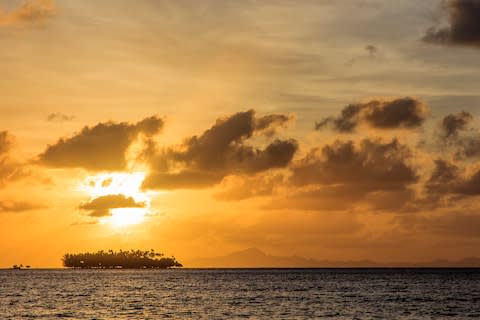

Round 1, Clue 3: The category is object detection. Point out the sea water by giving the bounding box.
[1,268,479,319]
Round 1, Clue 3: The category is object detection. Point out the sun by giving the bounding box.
[79,172,155,228]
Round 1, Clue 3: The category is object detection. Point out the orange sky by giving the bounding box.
[1,0,480,267]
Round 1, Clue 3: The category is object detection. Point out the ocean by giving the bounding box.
[1,268,479,319]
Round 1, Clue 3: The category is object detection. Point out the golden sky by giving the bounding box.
[1,0,480,267]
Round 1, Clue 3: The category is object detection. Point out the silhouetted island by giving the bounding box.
[62,249,182,269]
[11,264,30,270]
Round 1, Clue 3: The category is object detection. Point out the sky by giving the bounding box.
[1,0,480,267]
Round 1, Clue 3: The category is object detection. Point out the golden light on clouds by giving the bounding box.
[81,172,147,199]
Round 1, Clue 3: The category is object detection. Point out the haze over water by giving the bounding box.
[1,269,479,319]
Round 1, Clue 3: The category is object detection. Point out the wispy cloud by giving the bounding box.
[0,0,56,27]
[46,112,74,123]
[0,199,45,213]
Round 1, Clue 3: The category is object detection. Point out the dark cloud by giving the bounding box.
[0,0,56,27]
[255,113,295,137]
[455,137,480,159]
[38,116,164,171]
[440,111,472,138]
[426,159,480,197]
[266,139,419,211]
[291,139,418,190]
[170,110,295,171]
[79,194,145,217]
[315,97,428,132]
[423,0,480,47]
[433,112,480,159]
[426,159,460,193]
[47,112,74,123]
[143,110,298,190]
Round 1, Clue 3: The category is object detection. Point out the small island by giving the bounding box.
[11,264,31,270]
[62,249,182,269]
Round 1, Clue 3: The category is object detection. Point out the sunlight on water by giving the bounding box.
[1,269,479,319]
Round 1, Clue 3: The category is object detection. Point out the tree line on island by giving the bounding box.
[62,249,182,269]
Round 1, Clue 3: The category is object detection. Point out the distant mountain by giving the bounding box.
[188,248,324,268]
[186,248,480,268]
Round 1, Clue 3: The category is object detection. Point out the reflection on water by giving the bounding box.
[1,269,479,319]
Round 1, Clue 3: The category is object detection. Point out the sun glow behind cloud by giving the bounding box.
[79,172,155,227]
[107,208,147,228]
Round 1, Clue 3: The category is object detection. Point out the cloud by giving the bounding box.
[315,97,428,132]
[101,178,112,187]
[0,199,45,213]
[37,116,164,171]
[456,137,480,159]
[425,159,460,196]
[143,110,298,190]
[346,44,380,67]
[47,112,74,123]
[0,159,22,187]
[426,159,480,197]
[291,138,418,190]
[0,131,24,187]
[214,173,284,201]
[365,44,378,58]
[434,112,480,160]
[143,170,223,190]
[268,139,419,211]
[423,0,480,48]
[255,113,295,137]
[439,111,473,138]
[78,194,145,217]
[0,131,12,156]
[0,0,56,27]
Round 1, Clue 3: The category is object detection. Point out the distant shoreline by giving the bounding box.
[2,267,480,271]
